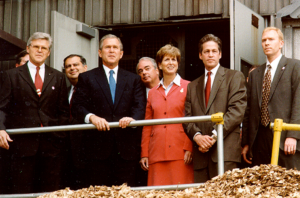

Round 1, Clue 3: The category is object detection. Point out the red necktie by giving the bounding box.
[35,66,43,97]
[205,71,212,107]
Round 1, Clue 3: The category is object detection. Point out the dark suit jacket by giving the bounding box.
[72,66,146,161]
[0,63,70,157]
[242,56,300,153]
[184,66,247,170]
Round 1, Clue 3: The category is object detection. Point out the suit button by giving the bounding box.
[164,98,166,101]
[113,115,115,118]
[164,112,166,115]
[164,126,166,128]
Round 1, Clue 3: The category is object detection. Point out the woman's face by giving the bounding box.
[159,55,178,76]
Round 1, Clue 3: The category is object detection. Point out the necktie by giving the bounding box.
[261,64,272,126]
[70,87,76,119]
[109,70,116,103]
[205,71,212,107]
[35,66,43,97]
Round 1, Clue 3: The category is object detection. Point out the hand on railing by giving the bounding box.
[89,115,110,131]
[139,157,149,171]
[119,117,135,128]
[0,130,13,150]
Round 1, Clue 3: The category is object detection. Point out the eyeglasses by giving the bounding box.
[30,45,49,52]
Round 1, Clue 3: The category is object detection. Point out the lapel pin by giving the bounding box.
[52,86,55,90]
[282,67,285,71]
[180,88,184,93]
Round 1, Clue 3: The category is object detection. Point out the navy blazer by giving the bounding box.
[72,66,146,161]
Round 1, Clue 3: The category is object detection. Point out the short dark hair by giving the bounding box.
[198,34,222,53]
[15,50,29,65]
[99,34,123,51]
[63,54,87,68]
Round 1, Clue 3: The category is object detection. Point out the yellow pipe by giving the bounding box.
[282,123,300,131]
[211,112,224,125]
[271,119,283,165]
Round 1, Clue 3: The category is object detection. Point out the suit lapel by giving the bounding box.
[269,56,287,102]
[196,75,206,114]
[18,64,38,94]
[94,67,114,108]
[205,66,226,114]
[256,64,266,108]
[42,66,54,94]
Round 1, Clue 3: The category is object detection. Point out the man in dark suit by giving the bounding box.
[184,34,247,183]
[0,32,69,193]
[242,27,300,169]
[72,34,146,187]
[63,54,87,189]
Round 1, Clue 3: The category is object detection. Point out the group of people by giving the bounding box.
[0,26,299,194]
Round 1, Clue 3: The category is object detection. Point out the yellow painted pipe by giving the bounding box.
[271,119,283,165]
[211,112,224,125]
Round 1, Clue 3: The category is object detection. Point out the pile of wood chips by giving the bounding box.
[39,164,300,198]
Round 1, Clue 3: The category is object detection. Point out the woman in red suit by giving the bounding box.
[140,44,194,186]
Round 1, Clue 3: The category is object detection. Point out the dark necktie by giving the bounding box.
[109,70,116,103]
[261,64,272,126]
[205,71,212,107]
[35,66,43,97]
[69,87,76,119]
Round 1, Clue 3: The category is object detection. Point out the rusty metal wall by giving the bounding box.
[0,0,293,43]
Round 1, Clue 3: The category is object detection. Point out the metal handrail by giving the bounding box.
[6,116,212,135]
[1,114,224,198]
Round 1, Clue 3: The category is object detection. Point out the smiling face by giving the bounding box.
[98,38,124,69]
[26,39,50,67]
[262,30,284,62]
[159,55,178,76]
[199,41,222,71]
[64,56,87,81]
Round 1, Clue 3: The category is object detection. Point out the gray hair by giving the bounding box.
[27,32,53,49]
[136,57,157,74]
[99,34,123,51]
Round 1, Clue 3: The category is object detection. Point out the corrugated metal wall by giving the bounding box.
[0,0,293,43]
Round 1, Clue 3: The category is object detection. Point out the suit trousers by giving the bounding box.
[83,142,138,187]
[10,135,65,193]
[252,123,273,166]
[194,156,238,183]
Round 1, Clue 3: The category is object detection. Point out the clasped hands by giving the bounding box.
[194,134,216,153]
[89,115,135,131]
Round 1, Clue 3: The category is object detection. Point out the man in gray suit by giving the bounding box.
[242,27,300,169]
[184,34,247,182]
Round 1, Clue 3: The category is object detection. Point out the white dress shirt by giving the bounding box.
[27,61,45,83]
[265,54,282,82]
[84,65,119,123]
[158,74,181,95]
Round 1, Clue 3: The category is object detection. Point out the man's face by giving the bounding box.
[199,41,222,71]
[64,56,87,80]
[137,60,159,86]
[16,54,29,67]
[26,39,51,67]
[262,30,284,59]
[98,38,123,68]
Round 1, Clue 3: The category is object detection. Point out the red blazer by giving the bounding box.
[141,78,192,164]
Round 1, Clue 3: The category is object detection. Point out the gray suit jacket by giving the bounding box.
[242,55,300,153]
[184,66,247,170]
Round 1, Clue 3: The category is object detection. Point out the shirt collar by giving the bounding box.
[266,54,282,68]
[158,73,181,89]
[205,63,220,76]
[28,61,45,70]
[103,65,119,75]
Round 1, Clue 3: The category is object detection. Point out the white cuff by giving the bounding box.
[193,132,202,141]
[85,113,95,124]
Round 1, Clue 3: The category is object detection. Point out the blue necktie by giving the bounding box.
[109,70,116,103]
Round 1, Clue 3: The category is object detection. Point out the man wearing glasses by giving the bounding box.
[0,32,69,193]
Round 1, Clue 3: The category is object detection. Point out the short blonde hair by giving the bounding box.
[156,44,181,65]
[263,27,284,41]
